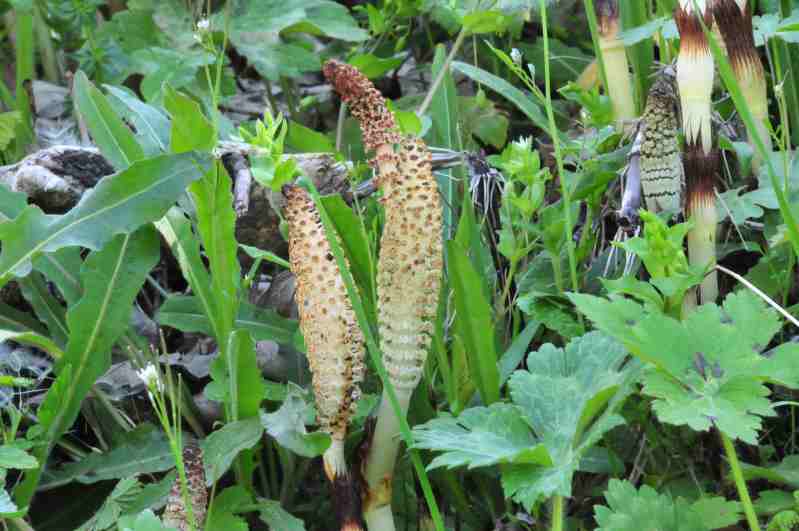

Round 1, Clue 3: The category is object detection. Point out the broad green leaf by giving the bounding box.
[690,497,742,529]
[40,426,174,488]
[207,330,266,420]
[571,291,799,444]
[104,85,170,155]
[504,332,639,508]
[73,71,144,170]
[201,417,264,484]
[261,386,330,458]
[741,454,799,489]
[33,248,84,305]
[447,240,500,404]
[164,87,216,153]
[117,510,175,531]
[205,487,252,531]
[412,404,552,470]
[0,152,208,283]
[348,53,404,79]
[451,61,551,137]
[287,2,368,41]
[594,479,708,531]
[287,121,335,153]
[0,183,27,221]
[17,227,159,505]
[0,446,37,469]
[156,295,298,347]
[258,500,307,531]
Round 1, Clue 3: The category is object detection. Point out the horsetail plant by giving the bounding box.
[324,59,444,531]
[676,0,719,305]
[162,443,207,531]
[639,67,685,216]
[595,0,637,128]
[284,185,366,531]
[676,0,715,154]
[713,0,772,168]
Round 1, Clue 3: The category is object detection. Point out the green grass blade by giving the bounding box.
[429,44,463,240]
[452,61,554,138]
[448,240,500,405]
[13,3,34,157]
[621,0,654,111]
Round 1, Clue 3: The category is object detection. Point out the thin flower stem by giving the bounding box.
[539,0,580,295]
[719,431,760,531]
[417,29,467,117]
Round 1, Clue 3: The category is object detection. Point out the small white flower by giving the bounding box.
[510,48,522,66]
[197,18,210,31]
[136,363,163,393]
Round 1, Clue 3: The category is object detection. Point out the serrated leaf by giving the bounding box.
[201,417,264,484]
[0,152,208,283]
[73,71,145,170]
[412,404,552,471]
[156,295,298,347]
[594,479,708,531]
[572,291,799,443]
[690,497,742,529]
[261,386,330,458]
[504,332,639,508]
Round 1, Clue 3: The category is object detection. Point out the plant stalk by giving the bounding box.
[595,0,637,128]
[713,0,771,170]
[551,495,565,531]
[719,431,760,531]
